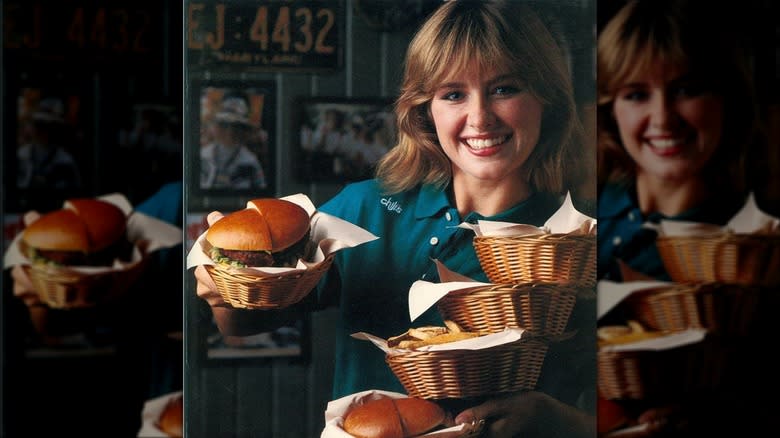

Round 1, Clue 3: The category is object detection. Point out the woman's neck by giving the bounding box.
[635,173,709,217]
[451,173,532,217]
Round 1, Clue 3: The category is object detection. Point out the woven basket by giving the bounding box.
[23,260,147,309]
[205,254,334,309]
[386,337,548,399]
[436,283,578,336]
[474,234,596,287]
[625,283,761,337]
[656,234,780,286]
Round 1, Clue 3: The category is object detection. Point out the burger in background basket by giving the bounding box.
[205,198,313,268]
[21,198,132,267]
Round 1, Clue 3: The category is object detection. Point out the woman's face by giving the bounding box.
[429,65,543,185]
[612,64,724,184]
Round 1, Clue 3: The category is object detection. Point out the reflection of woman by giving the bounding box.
[596,1,768,435]
[197,1,594,436]
[597,0,760,282]
[16,97,82,191]
[200,96,267,190]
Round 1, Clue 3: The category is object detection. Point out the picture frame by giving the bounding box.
[3,79,93,213]
[293,97,396,183]
[188,79,276,209]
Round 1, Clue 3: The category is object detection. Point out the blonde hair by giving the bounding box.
[375,0,585,196]
[597,0,758,193]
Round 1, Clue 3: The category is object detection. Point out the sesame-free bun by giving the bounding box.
[22,198,126,253]
[343,397,446,438]
[156,394,183,438]
[206,198,309,252]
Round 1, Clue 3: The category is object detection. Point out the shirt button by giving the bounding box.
[421,273,427,279]
[429,237,439,246]
[612,236,622,246]
[445,212,452,221]
[628,212,636,221]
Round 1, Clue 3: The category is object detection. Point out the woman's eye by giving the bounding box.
[494,85,520,96]
[619,90,648,102]
[440,91,464,101]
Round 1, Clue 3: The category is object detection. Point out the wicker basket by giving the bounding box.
[625,283,761,337]
[205,254,334,309]
[436,283,578,336]
[598,338,726,401]
[386,337,548,399]
[23,260,147,309]
[656,234,780,286]
[474,234,596,287]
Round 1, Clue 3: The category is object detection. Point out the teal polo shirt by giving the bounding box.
[598,182,745,281]
[316,179,564,400]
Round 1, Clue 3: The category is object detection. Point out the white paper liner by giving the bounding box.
[408,260,490,322]
[3,192,183,272]
[137,390,182,437]
[599,328,707,353]
[597,279,672,320]
[458,191,597,237]
[321,389,469,438]
[352,327,526,355]
[185,193,378,274]
[648,192,780,237]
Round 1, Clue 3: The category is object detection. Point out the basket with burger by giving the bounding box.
[7,197,149,309]
[468,192,597,288]
[138,391,182,438]
[321,390,484,438]
[653,194,780,287]
[412,261,581,337]
[188,194,378,310]
[355,321,548,400]
[623,282,761,338]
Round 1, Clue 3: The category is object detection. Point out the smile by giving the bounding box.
[646,138,685,150]
[464,135,510,150]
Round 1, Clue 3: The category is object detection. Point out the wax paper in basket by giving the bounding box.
[458,191,596,237]
[185,193,378,274]
[321,389,471,437]
[3,192,183,272]
[648,192,780,237]
[137,390,182,437]
[406,260,491,322]
[352,327,526,354]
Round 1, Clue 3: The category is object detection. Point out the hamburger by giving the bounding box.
[343,397,448,438]
[21,198,130,267]
[156,394,183,438]
[205,198,311,268]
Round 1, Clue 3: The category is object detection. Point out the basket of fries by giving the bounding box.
[384,323,548,399]
[436,282,578,336]
[205,253,334,310]
[474,233,596,287]
[597,323,725,401]
[22,260,148,309]
[656,234,780,287]
[624,283,761,337]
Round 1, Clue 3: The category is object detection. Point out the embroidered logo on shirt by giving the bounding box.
[380,197,403,214]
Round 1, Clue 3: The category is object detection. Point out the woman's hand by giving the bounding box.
[193,211,225,306]
[454,391,595,438]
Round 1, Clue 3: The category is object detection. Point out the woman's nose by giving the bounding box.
[467,96,496,129]
[649,94,676,128]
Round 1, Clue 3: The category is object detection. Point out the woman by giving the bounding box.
[596,0,761,282]
[196,1,594,436]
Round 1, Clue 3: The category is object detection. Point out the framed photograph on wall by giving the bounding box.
[188,79,276,206]
[293,97,396,183]
[4,81,93,213]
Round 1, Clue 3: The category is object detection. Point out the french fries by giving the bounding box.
[597,320,666,346]
[387,320,484,350]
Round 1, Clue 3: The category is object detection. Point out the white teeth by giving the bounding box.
[648,138,683,149]
[465,135,508,149]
